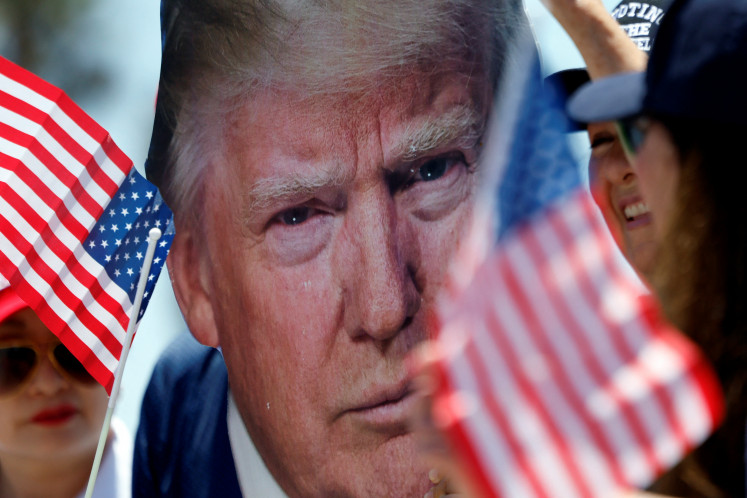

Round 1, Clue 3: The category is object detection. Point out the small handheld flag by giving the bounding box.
[0,55,174,393]
[430,38,724,497]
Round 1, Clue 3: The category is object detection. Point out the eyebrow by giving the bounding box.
[241,104,485,215]
[395,104,485,162]
[242,165,351,215]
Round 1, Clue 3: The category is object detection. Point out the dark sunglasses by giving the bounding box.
[616,116,651,160]
[0,341,96,397]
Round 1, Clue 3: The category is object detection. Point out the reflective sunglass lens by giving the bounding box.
[53,344,95,384]
[617,116,650,160]
[0,347,36,396]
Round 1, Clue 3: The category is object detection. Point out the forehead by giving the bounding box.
[0,308,53,343]
[220,68,491,177]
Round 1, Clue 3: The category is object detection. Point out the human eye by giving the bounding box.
[274,206,317,226]
[415,156,451,182]
[589,132,618,164]
[404,152,469,189]
[590,134,614,151]
[264,203,333,265]
[398,151,475,221]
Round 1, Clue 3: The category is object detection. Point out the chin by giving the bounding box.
[314,472,431,498]
[631,244,658,283]
[305,436,431,497]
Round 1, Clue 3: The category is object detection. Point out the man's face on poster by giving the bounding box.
[175,65,492,496]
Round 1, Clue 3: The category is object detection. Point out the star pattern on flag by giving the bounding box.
[85,169,173,319]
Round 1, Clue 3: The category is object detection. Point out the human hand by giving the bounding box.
[409,342,456,472]
[425,467,463,498]
[537,0,647,77]
[409,342,473,498]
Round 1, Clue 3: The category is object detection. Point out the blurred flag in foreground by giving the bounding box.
[430,41,724,497]
[0,56,174,393]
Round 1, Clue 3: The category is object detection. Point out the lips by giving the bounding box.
[623,201,649,220]
[31,404,77,425]
[345,380,416,431]
[618,196,652,228]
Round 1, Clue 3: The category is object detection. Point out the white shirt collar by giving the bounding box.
[227,391,288,497]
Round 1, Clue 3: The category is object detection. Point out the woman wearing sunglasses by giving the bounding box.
[0,286,131,497]
[569,0,747,495]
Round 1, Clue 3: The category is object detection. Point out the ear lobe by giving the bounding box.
[167,223,220,348]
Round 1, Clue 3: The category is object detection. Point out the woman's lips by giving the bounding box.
[618,198,652,229]
[31,404,77,425]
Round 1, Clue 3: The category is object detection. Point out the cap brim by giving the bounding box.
[0,287,28,323]
[567,72,646,124]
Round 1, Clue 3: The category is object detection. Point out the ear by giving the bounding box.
[167,221,221,348]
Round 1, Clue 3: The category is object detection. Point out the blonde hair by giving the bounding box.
[157,0,525,224]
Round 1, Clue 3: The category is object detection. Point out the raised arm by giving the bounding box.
[541,0,647,78]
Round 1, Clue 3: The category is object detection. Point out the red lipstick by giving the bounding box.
[31,405,77,426]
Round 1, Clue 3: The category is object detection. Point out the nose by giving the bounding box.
[26,353,68,396]
[342,187,420,342]
[597,141,635,185]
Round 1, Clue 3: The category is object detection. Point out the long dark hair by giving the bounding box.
[647,115,747,497]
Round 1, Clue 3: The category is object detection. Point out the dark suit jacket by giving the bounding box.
[132,333,242,497]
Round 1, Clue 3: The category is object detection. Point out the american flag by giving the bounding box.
[0,56,174,394]
[430,42,724,497]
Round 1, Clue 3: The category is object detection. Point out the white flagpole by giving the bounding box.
[84,227,163,498]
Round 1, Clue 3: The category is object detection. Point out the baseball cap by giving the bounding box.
[568,0,747,125]
[545,0,671,129]
[0,286,28,324]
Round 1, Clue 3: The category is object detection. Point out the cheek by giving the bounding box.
[587,160,613,210]
[0,399,19,449]
[220,262,338,397]
[633,154,656,202]
[634,139,680,236]
[409,195,474,294]
[77,385,108,426]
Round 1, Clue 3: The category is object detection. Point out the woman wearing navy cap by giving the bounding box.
[0,286,131,497]
[569,0,747,494]
[544,0,671,284]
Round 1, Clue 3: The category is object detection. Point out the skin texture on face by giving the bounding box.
[631,120,681,240]
[587,121,657,280]
[169,67,490,497]
[0,309,108,461]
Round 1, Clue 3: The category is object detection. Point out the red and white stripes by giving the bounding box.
[435,190,723,497]
[0,57,134,391]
